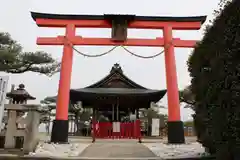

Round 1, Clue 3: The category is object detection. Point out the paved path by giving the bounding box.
[79,142,156,158]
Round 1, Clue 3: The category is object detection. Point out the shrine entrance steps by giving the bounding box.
[92,120,141,142]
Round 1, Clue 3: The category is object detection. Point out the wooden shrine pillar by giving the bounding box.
[51,24,76,143]
[112,101,120,122]
[163,26,185,143]
[116,99,119,121]
[136,108,139,119]
[112,104,115,122]
[92,107,96,142]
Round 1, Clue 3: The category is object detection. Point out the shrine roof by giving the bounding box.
[84,63,147,89]
[71,88,166,96]
[45,63,167,104]
[69,63,167,103]
[31,12,207,24]
[70,88,166,104]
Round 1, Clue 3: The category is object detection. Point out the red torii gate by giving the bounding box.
[31,12,206,144]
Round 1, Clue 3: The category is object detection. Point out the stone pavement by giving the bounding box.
[39,133,197,143]
[0,136,204,160]
[79,141,157,158]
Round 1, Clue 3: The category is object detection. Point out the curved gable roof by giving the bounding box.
[84,63,146,89]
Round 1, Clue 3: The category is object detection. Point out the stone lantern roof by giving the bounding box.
[6,84,36,104]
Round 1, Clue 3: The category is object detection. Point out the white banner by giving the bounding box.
[0,76,9,131]
[129,114,136,121]
[151,118,160,136]
[113,122,120,132]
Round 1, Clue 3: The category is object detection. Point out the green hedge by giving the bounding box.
[188,0,240,159]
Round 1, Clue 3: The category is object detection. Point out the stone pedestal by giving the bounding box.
[4,110,17,148]
[23,109,41,153]
[1,104,44,153]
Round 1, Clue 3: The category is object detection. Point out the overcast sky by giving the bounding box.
[0,0,220,121]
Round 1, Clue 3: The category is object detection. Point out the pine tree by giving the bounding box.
[0,32,60,75]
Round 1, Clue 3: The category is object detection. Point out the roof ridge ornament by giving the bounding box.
[110,63,123,74]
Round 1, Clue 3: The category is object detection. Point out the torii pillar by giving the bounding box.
[31,12,207,144]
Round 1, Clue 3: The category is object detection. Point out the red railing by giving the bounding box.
[92,120,141,142]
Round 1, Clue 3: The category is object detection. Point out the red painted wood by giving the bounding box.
[36,18,202,30]
[55,24,75,120]
[164,26,181,121]
[93,121,141,140]
[37,36,197,47]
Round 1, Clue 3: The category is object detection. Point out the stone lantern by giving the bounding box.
[6,84,36,104]
[0,84,39,150]
[5,84,36,125]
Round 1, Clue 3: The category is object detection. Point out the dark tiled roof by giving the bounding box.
[31,12,207,24]
[6,89,36,100]
[71,88,166,95]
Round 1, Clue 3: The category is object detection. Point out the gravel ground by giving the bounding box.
[143,142,209,159]
[29,142,91,158]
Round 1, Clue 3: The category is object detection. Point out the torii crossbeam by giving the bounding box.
[31,12,207,144]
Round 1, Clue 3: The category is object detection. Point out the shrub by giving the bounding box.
[188,0,240,159]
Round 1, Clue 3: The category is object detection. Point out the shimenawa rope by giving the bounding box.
[64,36,172,59]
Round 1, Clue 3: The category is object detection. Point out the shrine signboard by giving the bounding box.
[0,76,9,131]
[151,118,160,136]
